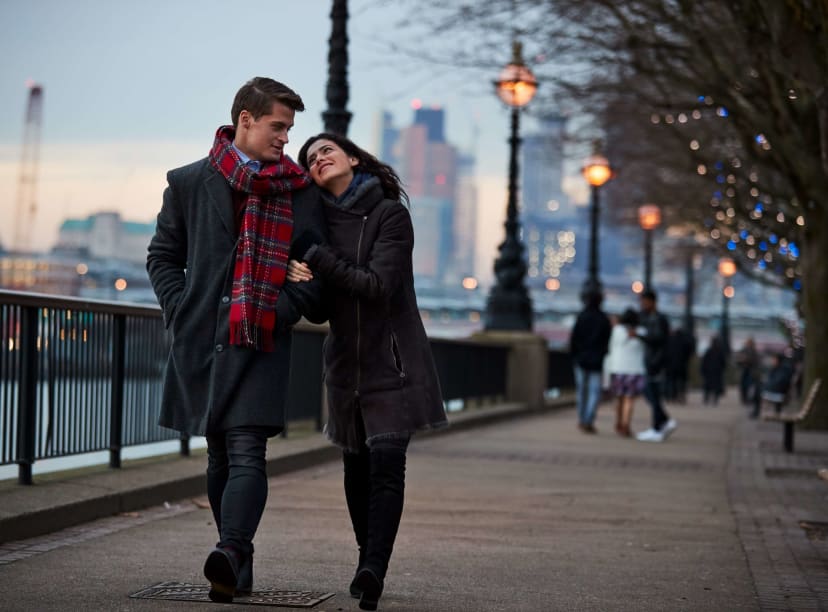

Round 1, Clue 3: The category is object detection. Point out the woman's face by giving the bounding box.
[305,139,358,196]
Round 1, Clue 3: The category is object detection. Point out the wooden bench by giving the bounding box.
[762,378,822,452]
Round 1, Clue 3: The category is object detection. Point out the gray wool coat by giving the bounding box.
[147,157,326,437]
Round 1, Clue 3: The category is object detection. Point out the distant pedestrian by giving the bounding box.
[701,336,727,405]
[736,337,759,405]
[664,326,695,403]
[569,290,612,433]
[288,132,449,611]
[147,77,327,603]
[760,351,795,414]
[635,290,677,442]
[604,308,646,437]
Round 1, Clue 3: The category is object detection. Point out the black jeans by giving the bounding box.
[206,427,269,558]
[644,375,670,431]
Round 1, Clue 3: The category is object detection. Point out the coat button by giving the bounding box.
[215,344,224,352]
[221,296,230,304]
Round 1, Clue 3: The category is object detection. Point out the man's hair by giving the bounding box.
[231,77,304,128]
[641,289,658,302]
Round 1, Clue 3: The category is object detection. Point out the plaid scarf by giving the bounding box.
[209,125,311,352]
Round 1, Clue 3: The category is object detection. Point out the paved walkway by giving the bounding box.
[0,391,826,611]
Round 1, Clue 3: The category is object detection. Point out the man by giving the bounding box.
[147,77,326,603]
[635,289,677,442]
[569,290,612,433]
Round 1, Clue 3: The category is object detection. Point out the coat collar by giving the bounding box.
[322,179,386,216]
[205,163,235,236]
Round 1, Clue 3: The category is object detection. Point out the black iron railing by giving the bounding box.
[1,289,572,485]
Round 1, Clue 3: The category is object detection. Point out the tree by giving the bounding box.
[388,0,828,426]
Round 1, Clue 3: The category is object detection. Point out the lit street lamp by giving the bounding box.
[484,41,538,331]
[638,204,662,291]
[580,144,612,300]
[718,257,737,353]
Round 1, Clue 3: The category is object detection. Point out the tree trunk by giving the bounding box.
[800,203,828,429]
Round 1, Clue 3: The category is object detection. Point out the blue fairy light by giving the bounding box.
[793,279,801,290]
[758,260,767,270]
[727,241,737,250]
[779,246,788,255]
[759,241,768,251]
[740,230,749,239]
[769,234,778,244]
[714,161,724,171]
[716,174,726,184]
[754,203,764,213]
[717,107,729,117]
[697,95,706,102]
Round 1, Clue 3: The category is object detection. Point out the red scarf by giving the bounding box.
[208,125,310,352]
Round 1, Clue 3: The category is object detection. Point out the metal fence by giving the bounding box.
[1,289,571,485]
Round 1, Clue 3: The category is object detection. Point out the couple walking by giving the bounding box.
[570,289,677,442]
[147,77,448,610]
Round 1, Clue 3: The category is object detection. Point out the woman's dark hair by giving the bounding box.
[619,307,639,327]
[297,132,410,207]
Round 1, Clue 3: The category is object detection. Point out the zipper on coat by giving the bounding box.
[354,215,368,398]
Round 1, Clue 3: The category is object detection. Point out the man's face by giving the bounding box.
[234,101,295,163]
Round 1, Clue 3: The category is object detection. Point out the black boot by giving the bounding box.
[358,447,406,611]
[343,450,371,598]
[204,544,242,603]
[236,546,253,596]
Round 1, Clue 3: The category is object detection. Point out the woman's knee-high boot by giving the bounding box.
[343,450,371,597]
[354,448,406,611]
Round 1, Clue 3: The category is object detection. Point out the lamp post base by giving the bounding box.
[484,287,533,331]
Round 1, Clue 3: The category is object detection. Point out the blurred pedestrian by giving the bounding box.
[736,337,759,405]
[664,326,695,403]
[569,290,612,433]
[604,308,646,437]
[147,77,328,603]
[635,290,677,442]
[701,336,727,405]
[760,351,795,414]
[289,132,449,611]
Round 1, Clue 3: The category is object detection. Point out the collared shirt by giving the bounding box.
[231,142,261,173]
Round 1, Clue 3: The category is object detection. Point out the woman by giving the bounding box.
[287,133,448,611]
[603,308,646,437]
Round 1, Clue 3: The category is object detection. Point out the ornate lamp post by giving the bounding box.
[638,204,662,291]
[580,145,612,300]
[718,257,737,353]
[484,41,538,331]
[322,0,352,136]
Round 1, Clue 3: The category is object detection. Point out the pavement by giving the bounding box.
[0,391,826,611]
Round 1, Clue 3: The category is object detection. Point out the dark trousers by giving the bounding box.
[644,375,670,431]
[206,427,269,558]
[343,434,410,580]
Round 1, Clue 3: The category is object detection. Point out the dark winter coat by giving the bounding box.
[147,157,327,436]
[304,178,448,451]
[701,343,727,393]
[638,309,671,375]
[569,306,612,371]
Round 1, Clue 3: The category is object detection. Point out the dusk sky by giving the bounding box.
[0,0,585,279]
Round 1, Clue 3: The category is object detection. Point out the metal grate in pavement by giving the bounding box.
[129,581,335,607]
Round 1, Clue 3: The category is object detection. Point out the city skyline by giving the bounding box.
[0,0,590,283]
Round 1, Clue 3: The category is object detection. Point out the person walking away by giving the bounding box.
[287,133,449,611]
[664,326,695,403]
[147,77,327,603]
[604,308,646,437]
[736,337,759,405]
[635,290,677,442]
[569,290,612,433]
[760,351,795,414]
[700,336,727,405]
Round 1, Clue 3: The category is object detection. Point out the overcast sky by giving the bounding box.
[0,0,581,279]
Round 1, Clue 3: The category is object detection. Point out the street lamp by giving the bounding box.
[322,0,352,136]
[638,204,661,291]
[580,143,612,300]
[484,41,538,331]
[718,256,737,353]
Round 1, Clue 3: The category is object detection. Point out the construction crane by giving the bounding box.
[13,81,44,253]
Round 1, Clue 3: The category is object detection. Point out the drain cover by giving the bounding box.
[799,521,828,541]
[130,581,335,607]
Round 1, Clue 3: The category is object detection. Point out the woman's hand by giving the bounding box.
[287,259,314,283]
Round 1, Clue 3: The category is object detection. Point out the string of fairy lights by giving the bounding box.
[648,94,803,291]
